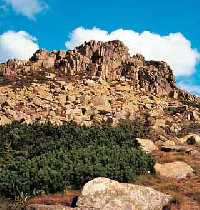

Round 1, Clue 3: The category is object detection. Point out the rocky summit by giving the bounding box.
[0,40,200,130]
[1,40,176,96]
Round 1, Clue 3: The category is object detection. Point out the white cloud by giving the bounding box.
[65,27,200,77]
[3,0,47,19]
[178,81,200,96]
[0,31,39,63]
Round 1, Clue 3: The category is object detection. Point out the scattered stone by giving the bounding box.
[57,94,67,106]
[191,110,200,121]
[0,94,7,104]
[160,144,200,157]
[32,97,44,107]
[170,90,179,99]
[67,95,76,103]
[179,134,200,145]
[160,145,193,153]
[190,149,200,157]
[161,140,176,147]
[136,138,158,153]
[83,79,96,87]
[0,115,11,126]
[152,118,166,130]
[92,95,111,112]
[169,124,182,135]
[154,161,194,179]
[167,105,187,115]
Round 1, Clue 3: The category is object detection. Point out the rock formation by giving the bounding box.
[1,40,176,96]
[0,40,200,134]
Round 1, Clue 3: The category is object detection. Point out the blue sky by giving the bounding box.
[0,0,200,95]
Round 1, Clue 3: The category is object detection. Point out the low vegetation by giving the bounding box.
[0,120,155,198]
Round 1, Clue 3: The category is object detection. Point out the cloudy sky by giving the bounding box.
[0,0,200,95]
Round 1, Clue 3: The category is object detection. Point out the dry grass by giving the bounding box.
[26,190,80,207]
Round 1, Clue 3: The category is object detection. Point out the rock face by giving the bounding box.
[1,40,176,96]
[77,177,173,210]
[154,161,194,179]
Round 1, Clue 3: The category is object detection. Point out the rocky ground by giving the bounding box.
[0,40,200,209]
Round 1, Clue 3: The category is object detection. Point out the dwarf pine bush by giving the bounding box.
[0,120,155,198]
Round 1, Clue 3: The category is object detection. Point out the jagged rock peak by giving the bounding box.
[76,40,130,58]
[1,40,176,96]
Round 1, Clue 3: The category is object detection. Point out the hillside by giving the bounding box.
[0,40,200,130]
[0,40,200,210]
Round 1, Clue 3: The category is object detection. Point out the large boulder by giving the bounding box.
[77,177,173,210]
[154,161,194,179]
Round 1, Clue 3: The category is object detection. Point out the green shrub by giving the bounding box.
[0,145,154,197]
[0,121,155,198]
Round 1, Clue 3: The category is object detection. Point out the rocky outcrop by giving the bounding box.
[1,40,176,96]
[0,40,200,128]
